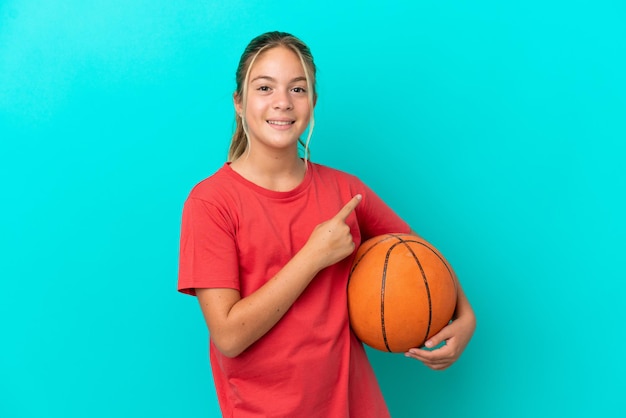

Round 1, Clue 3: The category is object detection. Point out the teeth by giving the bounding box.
[267,120,293,126]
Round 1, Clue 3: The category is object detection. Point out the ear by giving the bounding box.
[233,92,243,115]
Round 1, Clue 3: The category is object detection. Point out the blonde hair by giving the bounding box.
[228,32,317,162]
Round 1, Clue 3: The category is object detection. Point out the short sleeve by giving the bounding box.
[178,196,240,296]
[356,181,411,240]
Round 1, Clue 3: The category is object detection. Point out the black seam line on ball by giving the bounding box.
[381,235,406,352]
[390,234,456,346]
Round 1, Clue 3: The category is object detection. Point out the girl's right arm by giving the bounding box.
[196,195,361,358]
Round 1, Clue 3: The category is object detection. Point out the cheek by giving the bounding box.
[295,97,311,113]
[245,98,269,117]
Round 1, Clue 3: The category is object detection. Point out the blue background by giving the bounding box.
[1,1,624,417]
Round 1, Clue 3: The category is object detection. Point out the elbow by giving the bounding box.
[218,346,245,359]
[211,334,247,358]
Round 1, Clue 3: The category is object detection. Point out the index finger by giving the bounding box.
[334,194,362,221]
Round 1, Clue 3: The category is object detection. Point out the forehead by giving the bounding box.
[249,46,305,78]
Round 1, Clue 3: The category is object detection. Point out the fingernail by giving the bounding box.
[425,340,433,348]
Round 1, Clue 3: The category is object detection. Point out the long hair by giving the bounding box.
[228,32,317,162]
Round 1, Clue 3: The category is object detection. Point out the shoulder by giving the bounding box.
[182,164,245,222]
[186,164,234,202]
[181,165,242,232]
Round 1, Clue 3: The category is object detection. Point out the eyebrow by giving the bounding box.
[250,75,307,83]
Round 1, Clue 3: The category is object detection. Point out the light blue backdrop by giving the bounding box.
[1,1,624,417]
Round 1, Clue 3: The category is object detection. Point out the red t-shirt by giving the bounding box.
[178,162,410,417]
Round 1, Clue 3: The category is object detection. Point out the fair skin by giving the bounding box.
[197,45,476,367]
[231,46,313,191]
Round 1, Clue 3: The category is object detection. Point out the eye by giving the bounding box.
[257,86,271,92]
[292,87,307,94]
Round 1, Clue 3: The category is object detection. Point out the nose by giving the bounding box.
[273,89,293,110]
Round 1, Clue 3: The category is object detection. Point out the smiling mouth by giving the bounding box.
[267,120,295,126]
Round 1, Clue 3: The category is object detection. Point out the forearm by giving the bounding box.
[452,273,476,327]
[212,248,323,357]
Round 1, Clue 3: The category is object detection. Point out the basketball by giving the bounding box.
[347,233,457,353]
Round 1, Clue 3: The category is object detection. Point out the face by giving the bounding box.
[235,46,312,157]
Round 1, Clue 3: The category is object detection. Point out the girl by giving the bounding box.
[178,31,476,417]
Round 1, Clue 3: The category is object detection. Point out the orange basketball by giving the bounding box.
[347,234,457,353]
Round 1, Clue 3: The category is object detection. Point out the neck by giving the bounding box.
[230,150,307,192]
